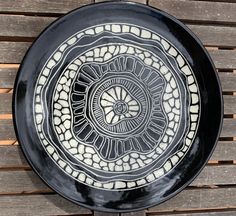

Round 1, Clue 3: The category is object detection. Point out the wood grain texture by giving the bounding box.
[1,15,236,48]
[0,118,234,140]
[0,188,235,215]
[149,0,236,23]
[121,211,145,216]
[1,140,235,170]
[0,68,17,89]
[1,69,235,91]
[0,0,92,14]
[0,165,235,195]
[0,146,28,168]
[93,212,119,216]
[0,194,92,216]
[1,94,236,115]
[149,187,236,212]
[1,42,235,69]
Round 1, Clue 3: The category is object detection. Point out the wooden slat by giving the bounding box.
[149,0,236,24]
[1,94,235,115]
[149,187,236,212]
[210,50,236,70]
[0,194,92,216]
[221,119,236,137]
[0,15,55,38]
[0,141,235,169]
[0,0,92,14]
[0,171,51,194]
[1,69,235,91]
[0,93,11,114]
[1,42,235,69]
[4,93,236,115]
[210,141,236,161]
[187,25,236,48]
[0,165,235,195]
[0,68,17,89]
[0,146,28,168]
[0,188,234,215]
[121,212,145,216]
[93,212,119,216]
[1,15,236,48]
[149,211,236,216]
[0,42,30,64]
[1,118,234,140]
[219,73,236,92]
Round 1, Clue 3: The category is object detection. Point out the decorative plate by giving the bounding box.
[13,1,223,213]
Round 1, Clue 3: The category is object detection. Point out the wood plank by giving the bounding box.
[0,170,51,194]
[0,194,92,216]
[0,68,17,89]
[210,50,236,70]
[149,0,236,23]
[210,141,236,161]
[94,212,119,216]
[0,146,28,168]
[221,119,236,137]
[121,211,145,216]
[224,95,236,114]
[150,211,236,216]
[0,119,15,140]
[0,15,55,38]
[149,187,236,212]
[0,118,234,141]
[0,42,30,64]
[219,73,236,92]
[0,188,235,215]
[0,0,92,14]
[1,15,236,48]
[1,140,235,169]
[0,166,235,195]
[1,69,235,91]
[1,94,235,115]
[187,25,236,48]
[0,93,11,114]
[1,42,235,69]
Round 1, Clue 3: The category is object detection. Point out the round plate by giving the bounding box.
[13,1,223,213]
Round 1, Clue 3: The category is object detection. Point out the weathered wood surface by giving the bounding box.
[94,212,119,216]
[149,0,236,23]
[1,42,235,69]
[1,94,235,115]
[0,0,92,14]
[0,165,236,195]
[121,211,145,216]
[0,118,234,140]
[0,141,235,169]
[149,187,236,211]
[0,15,236,47]
[1,0,236,24]
[0,194,92,216]
[0,188,235,215]
[1,69,236,91]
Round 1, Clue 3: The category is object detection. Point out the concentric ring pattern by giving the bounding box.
[33,23,200,190]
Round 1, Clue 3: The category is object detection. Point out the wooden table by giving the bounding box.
[0,0,236,215]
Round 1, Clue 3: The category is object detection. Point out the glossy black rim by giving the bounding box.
[13,1,223,213]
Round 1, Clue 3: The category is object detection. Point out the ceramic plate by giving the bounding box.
[13,2,223,212]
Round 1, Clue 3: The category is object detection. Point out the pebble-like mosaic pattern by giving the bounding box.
[34,23,200,190]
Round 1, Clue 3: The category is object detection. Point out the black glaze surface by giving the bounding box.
[13,1,223,213]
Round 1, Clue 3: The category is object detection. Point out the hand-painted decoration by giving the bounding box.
[34,23,200,190]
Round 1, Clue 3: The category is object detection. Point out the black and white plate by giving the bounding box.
[13,1,223,212]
